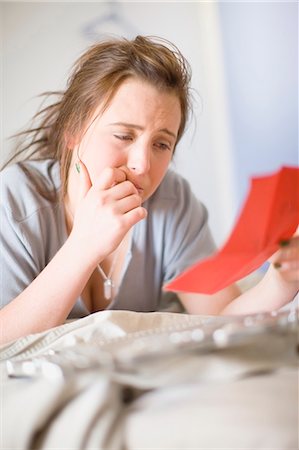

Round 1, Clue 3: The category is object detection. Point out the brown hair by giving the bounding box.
[5,35,192,199]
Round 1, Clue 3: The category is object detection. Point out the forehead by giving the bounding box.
[92,78,182,129]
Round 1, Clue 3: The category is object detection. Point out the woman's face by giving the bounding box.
[72,78,181,202]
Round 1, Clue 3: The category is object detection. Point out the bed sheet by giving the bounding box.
[1,309,298,449]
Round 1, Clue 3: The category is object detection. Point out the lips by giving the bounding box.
[134,183,143,193]
[133,184,144,197]
[126,177,144,195]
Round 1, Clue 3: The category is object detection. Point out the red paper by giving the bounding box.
[164,166,299,295]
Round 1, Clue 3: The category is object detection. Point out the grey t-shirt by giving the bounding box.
[1,159,216,318]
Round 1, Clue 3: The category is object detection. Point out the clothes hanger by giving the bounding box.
[82,1,139,41]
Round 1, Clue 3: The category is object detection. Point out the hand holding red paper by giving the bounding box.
[165,166,299,295]
[271,231,299,284]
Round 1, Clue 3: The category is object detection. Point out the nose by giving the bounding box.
[127,143,151,175]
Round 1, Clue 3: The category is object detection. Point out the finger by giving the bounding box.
[274,259,299,271]
[269,235,299,263]
[122,206,147,228]
[94,167,127,190]
[109,180,139,200]
[276,246,299,263]
[271,237,299,263]
[114,193,142,214]
[276,270,299,284]
[77,160,92,201]
[280,236,299,247]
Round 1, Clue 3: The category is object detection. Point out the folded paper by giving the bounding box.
[164,166,299,294]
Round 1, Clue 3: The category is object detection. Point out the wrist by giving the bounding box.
[64,233,104,272]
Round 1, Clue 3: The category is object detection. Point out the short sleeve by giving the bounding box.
[0,204,41,307]
[0,160,65,308]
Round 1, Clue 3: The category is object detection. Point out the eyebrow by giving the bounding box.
[109,122,177,139]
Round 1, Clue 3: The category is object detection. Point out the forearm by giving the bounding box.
[0,237,96,345]
[221,265,298,316]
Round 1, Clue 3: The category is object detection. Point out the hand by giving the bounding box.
[68,161,147,265]
[271,234,299,286]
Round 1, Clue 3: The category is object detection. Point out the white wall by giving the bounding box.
[219,1,298,208]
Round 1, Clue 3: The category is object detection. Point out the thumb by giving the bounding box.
[76,160,92,201]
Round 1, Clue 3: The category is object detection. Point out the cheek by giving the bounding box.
[82,152,105,184]
[151,156,171,185]
[81,138,123,183]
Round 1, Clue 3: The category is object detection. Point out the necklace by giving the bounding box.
[64,198,121,301]
[97,257,118,300]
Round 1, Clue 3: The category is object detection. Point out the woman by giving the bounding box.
[1,36,298,344]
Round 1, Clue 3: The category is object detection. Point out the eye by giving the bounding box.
[154,141,172,151]
[114,134,133,141]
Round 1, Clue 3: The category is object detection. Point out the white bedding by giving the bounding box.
[1,310,298,449]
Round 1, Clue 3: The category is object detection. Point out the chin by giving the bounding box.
[141,191,151,203]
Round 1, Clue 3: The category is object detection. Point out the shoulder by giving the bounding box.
[1,159,61,222]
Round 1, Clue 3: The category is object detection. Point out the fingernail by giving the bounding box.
[75,162,80,173]
[279,239,290,247]
[273,262,281,269]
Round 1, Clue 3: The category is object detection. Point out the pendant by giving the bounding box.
[103,278,113,300]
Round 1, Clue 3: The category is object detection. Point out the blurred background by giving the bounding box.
[1,0,298,246]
